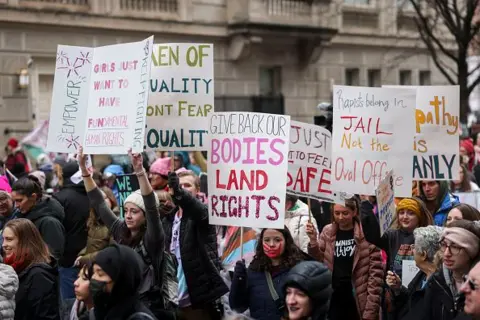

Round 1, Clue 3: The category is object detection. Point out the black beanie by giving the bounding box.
[94,245,122,283]
[62,161,80,179]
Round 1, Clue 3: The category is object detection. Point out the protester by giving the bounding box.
[387,225,442,320]
[0,175,12,193]
[460,261,480,319]
[284,194,318,252]
[306,197,384,320]
[89,244,156,319]
[101,186,120,216]
[164,169,228,320]
[67,263,94,320]
[229,227,307,320]
[149,157,170,191]
[79,147,169,318]
[4,138,29,173]
[11,175,65,259]
[0,191,15,236]
[74,189,114,267]
[423,220,480,320]
[451,165,479,192]
[102,164,124,205]
[172,152,201,175]
[283,260,332,320]
[419,180,459,226]
[3,218,60,320]
[54,161,90,300]
[446,204,480,226]
[0,262,18,320]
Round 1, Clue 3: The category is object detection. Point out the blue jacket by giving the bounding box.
[229,268,289,320]
[434,193,459,226]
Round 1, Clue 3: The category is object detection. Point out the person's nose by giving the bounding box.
[286,294,296,305]
[460,281,470,294]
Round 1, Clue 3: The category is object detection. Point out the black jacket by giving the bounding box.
[394,271,428,320]
[15,259,60,320]
[54,182,90,267]
[163,189,228,307]
[424,269,463,320]
[22,197,65,259]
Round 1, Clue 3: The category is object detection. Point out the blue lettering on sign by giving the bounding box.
[412,154,456,180]
[146,128,207,148]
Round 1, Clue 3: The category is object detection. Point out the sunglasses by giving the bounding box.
[463,275,479,291]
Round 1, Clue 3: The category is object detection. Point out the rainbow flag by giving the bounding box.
[220,227,257,271]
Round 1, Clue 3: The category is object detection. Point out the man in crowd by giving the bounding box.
[419,180,459,226]
[461,261,480,319]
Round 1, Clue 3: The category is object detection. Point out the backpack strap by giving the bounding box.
[264,271,280,301]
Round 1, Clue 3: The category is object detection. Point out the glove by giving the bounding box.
[168,172,180,193]
[234,260,247,281]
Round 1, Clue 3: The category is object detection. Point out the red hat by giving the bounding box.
[7,138,18,149]
[460,138,474,155]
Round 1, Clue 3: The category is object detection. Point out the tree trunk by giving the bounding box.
[458,58,469,124]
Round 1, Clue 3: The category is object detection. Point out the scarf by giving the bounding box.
[4,253,28,273]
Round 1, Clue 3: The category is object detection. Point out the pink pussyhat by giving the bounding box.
[149,157,172,177]
[0,175,12,193]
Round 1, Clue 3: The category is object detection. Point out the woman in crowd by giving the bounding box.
[11,175,65,259]
[306,197,384,320]
[0,262,18,320]
[282,260,332,320]
[68,263,94,320]
[446,204,480,226]
[3,218,60,320]
[75,189,114,267]
[89,244,156,319]
[387,225,443,320]
[450,165,479,193]
[101,186,120,216]
[361,197,433,277]
[229,227,307,320]
[78,147,166,317]
[423,220,480,320]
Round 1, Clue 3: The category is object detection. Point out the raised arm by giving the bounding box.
[360,199,390,252]
[78,146,121,231]
[130,151,164,256]
[168,171,208,224]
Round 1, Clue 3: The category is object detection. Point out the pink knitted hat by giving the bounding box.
[0,175,12,193]
[149,157,171,177]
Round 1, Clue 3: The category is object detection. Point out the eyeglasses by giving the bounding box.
[439,241,463,255]
[463,275,479,291]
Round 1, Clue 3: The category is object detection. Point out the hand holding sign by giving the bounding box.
[128,148,144,173]
[168,172,180,196]
[386,271,401,290]
[77,146,89,175]
[306,221,318,242]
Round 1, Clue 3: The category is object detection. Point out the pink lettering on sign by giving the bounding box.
[210,137,285,165]
[98,97,121,107]
[87,116,128,129]
[210,194,281,221]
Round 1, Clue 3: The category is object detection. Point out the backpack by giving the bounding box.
[135,240,179,311]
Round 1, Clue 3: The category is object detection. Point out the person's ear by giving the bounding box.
[30,193,38,202]
[419,250,428,262]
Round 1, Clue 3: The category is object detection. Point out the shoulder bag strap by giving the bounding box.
[264,271,279,301]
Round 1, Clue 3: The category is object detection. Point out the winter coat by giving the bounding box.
[423,268,463,320]
[76,222,112,266]
[308,220,384,320]
[229,268,290,320]
[54,182,90,267]
[394,270,429,320]
[163,188,228,307]
[285,200,318,252]
[0,264,18,320]
[419,181,459,226]
[14,259,60,320]
[21,197,65,259]
[68,299,89,320]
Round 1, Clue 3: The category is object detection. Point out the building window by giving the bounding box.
[259,66,282,96]
[345,68,360,86]
[343,0,370,4]
[419,70,431,85]
[399,70,412,85]
[368,69,381,87]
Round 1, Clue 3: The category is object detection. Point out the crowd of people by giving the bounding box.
[0,135,479,320]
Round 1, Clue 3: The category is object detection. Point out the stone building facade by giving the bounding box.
[0,0,448,147]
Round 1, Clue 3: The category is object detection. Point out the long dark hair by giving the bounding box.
[12,175,43,200]
[249,227,306,272]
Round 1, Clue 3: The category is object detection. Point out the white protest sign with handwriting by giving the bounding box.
[331,86,416,196]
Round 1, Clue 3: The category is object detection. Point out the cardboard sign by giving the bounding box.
[207,112,290,229]
[287,121,333,202]
[115,174,140,217]
[376,170,396,235]
[145,44,214,151]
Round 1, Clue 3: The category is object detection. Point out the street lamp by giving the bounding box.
[18,68,29,89]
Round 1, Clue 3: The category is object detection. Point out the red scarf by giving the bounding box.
[4,253,28,273]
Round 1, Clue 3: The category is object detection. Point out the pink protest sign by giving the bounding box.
[207,112,290,229]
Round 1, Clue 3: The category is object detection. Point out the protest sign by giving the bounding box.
[402,260,420,287]
[116,174,140,218]
[145,44,214,151]
[208,112,290,229]
[331,85,416,196]
[46,37,154,154]
[376,171,396,235]
[47,46,92,153]
[287,121,332,202]
[383,85,460,181]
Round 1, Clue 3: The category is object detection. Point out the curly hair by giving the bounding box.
[249,227,306,273]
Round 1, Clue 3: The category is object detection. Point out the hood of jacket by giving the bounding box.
[23,196,65,223]
[173,151,201,175]
[59,181,87,195]
[286,199,309,219]
[0,264,18,300]
[18,256,58,281]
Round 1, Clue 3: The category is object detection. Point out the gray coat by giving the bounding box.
[0,264,19,320]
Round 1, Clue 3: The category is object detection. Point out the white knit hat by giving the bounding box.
[124,190,159,213]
